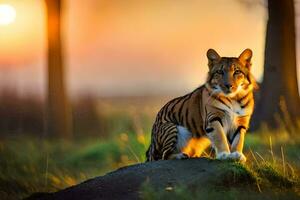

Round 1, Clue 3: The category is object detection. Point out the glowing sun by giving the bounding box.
[0,4,16,25]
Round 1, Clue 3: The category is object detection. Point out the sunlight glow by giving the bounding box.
[0,4,16,25]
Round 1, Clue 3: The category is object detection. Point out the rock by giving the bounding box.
[26,158,255,200]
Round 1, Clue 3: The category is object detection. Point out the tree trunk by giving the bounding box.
[252,0,300,130]
[45,0,72,138]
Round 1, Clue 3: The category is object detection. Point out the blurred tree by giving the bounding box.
[251,0,300,130]
[45,0,72,138]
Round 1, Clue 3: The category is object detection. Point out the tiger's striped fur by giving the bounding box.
[146,49,256,162]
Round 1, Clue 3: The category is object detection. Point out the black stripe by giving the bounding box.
[228,126,246,144]
[205,127,214,133]
[238,92,249,104]
[177,94,192,123]
[159,124,176,144]
[191,118,198,134]
[212,106,227,114]
[217,97,231,109]
[162,106,169,122]
[204,107,208,127]
[160,129,174,143]
[206,112,215,121]
[162,98,180,121]
[163,137,176,147]
[176,97,187,123]
[165,125,176,133]
[199,88,204,123]
[159,100,173,118]
[225,97,232,103]
[158,125,168,143]
[164,137,177,147]
[204,112,214,127]
[241,99,251,108]
[167,98,182,121]
[209,117,223,127]
[184,108,190,128]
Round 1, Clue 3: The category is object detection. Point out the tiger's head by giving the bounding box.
[206,48,256,98]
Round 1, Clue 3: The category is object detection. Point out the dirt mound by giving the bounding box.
[27,158,297,200]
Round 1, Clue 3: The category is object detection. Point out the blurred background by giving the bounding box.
[0,0,300,199]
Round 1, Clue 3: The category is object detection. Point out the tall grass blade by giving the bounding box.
[45,152,49,188]
[255,152,265,162]
[281,146,286,177]
[269,136,275,164]
[249,148,259,166]
[127,144,141,163]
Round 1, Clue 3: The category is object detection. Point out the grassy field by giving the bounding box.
[0,96,300,199]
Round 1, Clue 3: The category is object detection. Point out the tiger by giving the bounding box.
[146,49,256,163]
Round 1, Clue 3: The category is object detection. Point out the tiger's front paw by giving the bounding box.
[216,151,231,160]
[229,151,247,163]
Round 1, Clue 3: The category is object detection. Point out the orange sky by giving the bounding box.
[0,0,299,96]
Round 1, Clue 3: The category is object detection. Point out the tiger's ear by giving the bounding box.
[238,49,252,70]
[207,49,221,69]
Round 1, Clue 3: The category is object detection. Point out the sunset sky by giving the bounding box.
[0,0,299,97]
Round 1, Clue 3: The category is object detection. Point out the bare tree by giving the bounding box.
[251,0,300,130]
[45,0,72,138]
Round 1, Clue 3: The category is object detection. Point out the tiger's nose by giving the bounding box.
[224,84,233,89]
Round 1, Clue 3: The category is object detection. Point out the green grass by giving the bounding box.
[141,160,300,200]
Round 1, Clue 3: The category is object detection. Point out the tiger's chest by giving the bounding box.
[211,99,250,134]
[228,101,246,132]
[231,100,245,116]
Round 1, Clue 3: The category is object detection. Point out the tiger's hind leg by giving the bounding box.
[158,122,184,160]
[177,125,211,158]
